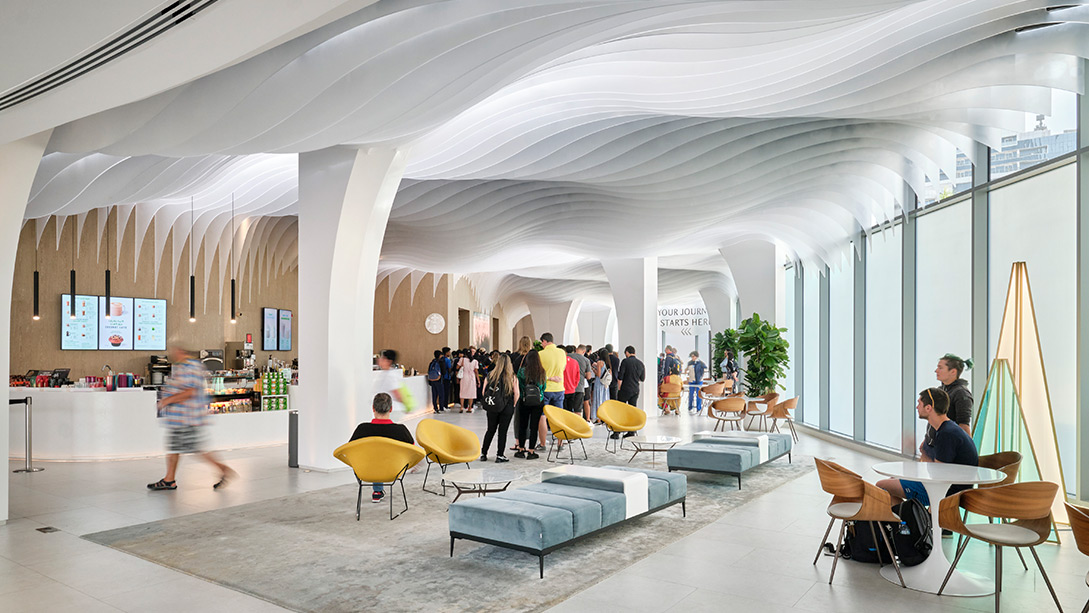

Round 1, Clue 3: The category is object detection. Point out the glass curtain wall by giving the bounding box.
[915,200,972,446]
[989,163,1077,495]
[802,265,821,426]
[782,265,796,402]
[865,228,902,450]
[828,250,854,436]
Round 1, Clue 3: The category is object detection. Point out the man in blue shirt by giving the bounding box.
[877,388,979,506]
[685,351,707,414]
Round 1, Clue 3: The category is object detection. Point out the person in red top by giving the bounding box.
[349,392,414,503]
[563,345,584,414]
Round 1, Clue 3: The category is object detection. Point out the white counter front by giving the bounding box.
[9,388,289,461]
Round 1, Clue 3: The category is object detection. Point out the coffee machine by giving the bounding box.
[224,341,255,370]
[148,355,171,386]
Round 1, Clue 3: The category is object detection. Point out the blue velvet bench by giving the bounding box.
[666,433,793,489]
[448,465,686,577]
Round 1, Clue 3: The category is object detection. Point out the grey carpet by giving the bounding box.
[85,438,813,613]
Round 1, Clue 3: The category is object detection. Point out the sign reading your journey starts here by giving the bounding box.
[658,306,710,332]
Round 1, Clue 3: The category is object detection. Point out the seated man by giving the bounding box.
[349,392,415,504]
[877,387,978,506]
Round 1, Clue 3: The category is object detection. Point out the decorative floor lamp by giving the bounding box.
[973,262,1068,540]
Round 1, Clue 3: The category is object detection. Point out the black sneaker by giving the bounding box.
[480,454,487,462]
[526,452,539,460]
[514,451,526,459]
[609,433,620,440]
[371,491,384,503]
[495,456,509,463]
[623,432,636,438]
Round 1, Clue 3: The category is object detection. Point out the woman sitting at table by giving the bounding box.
[875,387,979,506]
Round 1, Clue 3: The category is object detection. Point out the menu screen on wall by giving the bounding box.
[98,297,134,350]
[278,309,292,351]
[263,307,278,351]
[133,298,167,351]
[61,294,99,350]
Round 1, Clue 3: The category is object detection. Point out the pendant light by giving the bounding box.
[230,194,237,324]
[32,233,40,321]
[189,197,196,323]
[69,218,76,320]
[104,207,112,319]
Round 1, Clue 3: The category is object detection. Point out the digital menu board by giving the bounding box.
[61,294,99,350]
[278,309,292,351]
[263,307,278,351]
[98,297,134,350]
[133,298,167,351]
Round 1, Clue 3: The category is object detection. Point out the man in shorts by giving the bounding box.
[148,347,235,491]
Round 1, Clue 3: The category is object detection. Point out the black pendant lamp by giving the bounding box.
[230,194,237,324]
[69,218,76,320]
[189,197,196,322]
[32,233,40,321]
[104,208,112,319]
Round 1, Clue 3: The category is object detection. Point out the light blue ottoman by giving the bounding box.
[667,433,793,488]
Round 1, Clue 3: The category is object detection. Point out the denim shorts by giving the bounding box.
[900,479,930,506]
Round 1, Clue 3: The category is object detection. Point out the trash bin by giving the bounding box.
[288,410,298,468]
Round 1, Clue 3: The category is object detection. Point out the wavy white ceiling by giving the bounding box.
[11,0,1089,310]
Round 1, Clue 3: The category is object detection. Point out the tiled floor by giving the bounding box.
[3,409,1087,612]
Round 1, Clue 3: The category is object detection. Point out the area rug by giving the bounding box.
[86,441,813,613]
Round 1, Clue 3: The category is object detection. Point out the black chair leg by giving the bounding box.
[579,438,588,460]
[1028,546,1064,612]
[939,535,971,595]
[355,482,363,521]
[1014,546,1028,571]
[877,522,905,587]
[995,546,1003,613]
[829,521,846,584]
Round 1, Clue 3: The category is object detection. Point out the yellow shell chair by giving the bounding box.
[597,399,647,453]
[543,405,593,464]
[415,419,481,495]
[333,437,425,520]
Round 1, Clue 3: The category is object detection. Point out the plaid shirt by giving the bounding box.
[161,358,208,427]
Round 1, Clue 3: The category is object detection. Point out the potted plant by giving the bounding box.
[736,313,789,396]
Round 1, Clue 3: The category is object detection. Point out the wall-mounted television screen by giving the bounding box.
[262,307,278,351]
[61,294,99,350]
[98,296,134,350]
[278,309,292,351]
[133,298,167,351]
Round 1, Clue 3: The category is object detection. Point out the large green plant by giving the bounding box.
[737,313,790,395]
[711,328,740,378]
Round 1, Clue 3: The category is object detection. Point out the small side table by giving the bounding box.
[442,468,521,504]
[626,435,682,466]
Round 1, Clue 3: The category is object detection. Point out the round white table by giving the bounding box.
[872,461,1005,596]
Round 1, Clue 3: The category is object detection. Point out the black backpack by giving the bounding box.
[835,499,932,567]
[522,382,544,408]
[482,382,504,413]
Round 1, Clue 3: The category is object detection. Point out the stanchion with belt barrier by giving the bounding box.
[10,397,44,473]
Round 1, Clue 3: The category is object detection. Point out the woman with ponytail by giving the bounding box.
[934,353,974,436]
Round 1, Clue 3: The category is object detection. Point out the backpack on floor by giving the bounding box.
[835,499,932,567]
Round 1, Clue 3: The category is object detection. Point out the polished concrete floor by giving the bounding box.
[3,408,1087,612]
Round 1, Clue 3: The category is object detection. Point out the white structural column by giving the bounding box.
[297,146,408,471]
[527,301,576,344]
[576,307,611,348]
[602,258,658,415]
[0,130,52,521]
[719,241,780,324]
[699,287,735,335]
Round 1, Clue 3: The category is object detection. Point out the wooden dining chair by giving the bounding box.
[813,458,905,587]
[707,397,746,432]
[768,397,799,442]
[697,381,728,416]
[745,393,779,431]
[1064,502,1089,613]
[962,451,1025,567]
[938,481,1062,613]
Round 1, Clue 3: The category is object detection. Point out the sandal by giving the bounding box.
[148,479,176,491]
[213,469,237,490]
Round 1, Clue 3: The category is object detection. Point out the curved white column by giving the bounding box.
[720,241,780,324]
[602,257,658,415]
[0,129,51,522]
[297,145,408,471]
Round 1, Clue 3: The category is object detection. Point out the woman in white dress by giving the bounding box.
[458,350,479,412]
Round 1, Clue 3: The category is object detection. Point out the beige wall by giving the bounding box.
[512,314,534,347]
[9,212,298,379]
[445,276,512,352]
[372,273,448,375]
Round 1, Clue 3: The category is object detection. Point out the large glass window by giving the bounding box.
[989,163,1077,495]
[802,266,821,426]
[915,199,972,446]
[865,228,902,450]
[991,90,1077,180]
[828,251,854,436]
[782,265,796,402]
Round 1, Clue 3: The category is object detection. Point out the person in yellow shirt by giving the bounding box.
[538,332,567,410]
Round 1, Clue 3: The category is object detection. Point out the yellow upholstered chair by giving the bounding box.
[938,481,1062,612]
[333,438,425,520]
[597,400,646,453]
[415,419,480,496]
[657,374,684,415]
[543,405,593,464]
[708,397,747,432]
